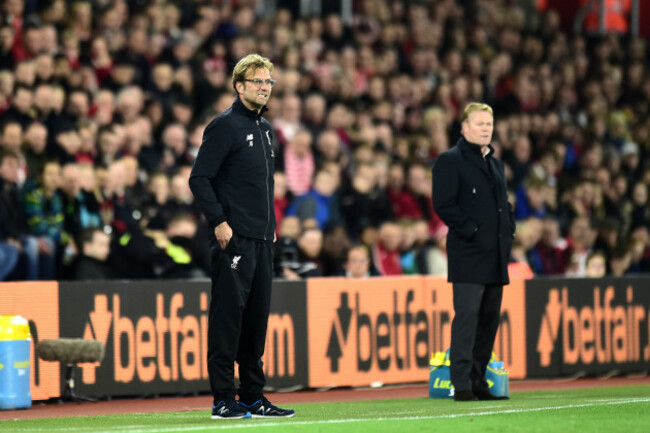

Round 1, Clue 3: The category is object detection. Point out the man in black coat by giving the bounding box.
[189,54,294,419]
[68,227,114,280]
[432,102,515,402]
[0,149,41,280]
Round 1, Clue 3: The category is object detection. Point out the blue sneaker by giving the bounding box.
[238,397,295,418]
[212,400,252,419]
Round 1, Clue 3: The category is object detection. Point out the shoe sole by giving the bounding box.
[251,413,295,418]
[211,413,252,420]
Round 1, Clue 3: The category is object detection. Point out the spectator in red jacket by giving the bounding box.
[372,221,403,275]
[386,162,422,219]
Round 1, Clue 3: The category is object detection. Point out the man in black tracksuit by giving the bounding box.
[432,102,515,402]
[189,54,294,419]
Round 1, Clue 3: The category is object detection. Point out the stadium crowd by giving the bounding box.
[0,0,648,281]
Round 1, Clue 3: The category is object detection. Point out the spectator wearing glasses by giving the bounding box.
[343,244,378,278]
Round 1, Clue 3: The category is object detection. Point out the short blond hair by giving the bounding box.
[461,102,493,123]
[231,54,274,91]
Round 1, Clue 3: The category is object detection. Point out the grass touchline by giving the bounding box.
[7,396,649,433]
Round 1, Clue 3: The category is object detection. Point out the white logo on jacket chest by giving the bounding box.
[246,134,254,147]
[231,255,241,269]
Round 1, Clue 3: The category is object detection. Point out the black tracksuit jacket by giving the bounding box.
[189,97,276,243]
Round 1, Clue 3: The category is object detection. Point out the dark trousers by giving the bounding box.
[450,283,503,392]
[208,233,273,403]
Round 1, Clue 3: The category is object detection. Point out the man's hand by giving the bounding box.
[145,229,169,249]
[282,267,300,280]
[7,238,22,252]
[37,237,53,255]
[214,221,233,250]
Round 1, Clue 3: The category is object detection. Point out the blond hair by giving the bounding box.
[461,102,493,123]
[231,54,274,91]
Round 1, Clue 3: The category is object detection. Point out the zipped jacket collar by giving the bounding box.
[233,96,268,119]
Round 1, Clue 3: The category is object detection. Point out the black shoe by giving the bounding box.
[212,400,252,419]
[475,391,509,401]
[238,397,295,417]
[454,390,478,401]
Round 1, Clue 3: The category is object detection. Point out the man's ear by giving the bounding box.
[235,81,243,95]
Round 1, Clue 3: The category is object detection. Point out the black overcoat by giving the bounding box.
[432,137,515,285]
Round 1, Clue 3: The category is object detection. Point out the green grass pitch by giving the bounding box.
[2,385,649,433]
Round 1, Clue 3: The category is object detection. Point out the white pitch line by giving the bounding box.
[10,398,650,433]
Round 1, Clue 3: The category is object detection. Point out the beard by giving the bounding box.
[244,94,267,110]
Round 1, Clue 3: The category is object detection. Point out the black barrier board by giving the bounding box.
[265,279,309,389]
[526,277,650,377]
[58,280,308,398]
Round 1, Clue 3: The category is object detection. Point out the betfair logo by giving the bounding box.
[326,290,441,374]
[82,293,209,384]
[536,286,650,367]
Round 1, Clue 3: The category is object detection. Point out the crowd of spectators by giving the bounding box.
[0,0,648,282]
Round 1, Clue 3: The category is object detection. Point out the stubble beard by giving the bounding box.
[245,94,266,111]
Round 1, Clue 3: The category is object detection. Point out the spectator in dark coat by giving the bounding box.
[4,85,35,129]
[22,122,48,180]
[320,222,351,276]
[69,227,114,280]
[340,163,393,239]
[60,162,102,245]
[0,149,41,280]
[282,227,323,279]
[274,216,302,278]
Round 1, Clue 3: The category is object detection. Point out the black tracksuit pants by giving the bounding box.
[450,283,503,393]
[208,232,273,403]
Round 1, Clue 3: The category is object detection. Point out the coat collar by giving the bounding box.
[232,96,268,119]
[458,136,494,159]
[457,137,496,179]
